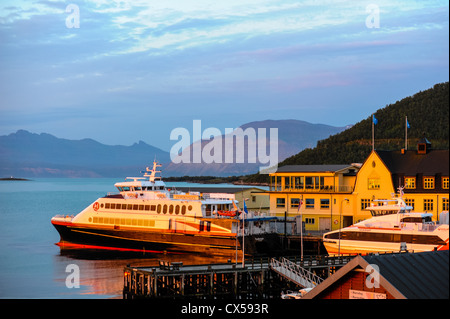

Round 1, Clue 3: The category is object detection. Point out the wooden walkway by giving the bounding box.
[123,255,353,299]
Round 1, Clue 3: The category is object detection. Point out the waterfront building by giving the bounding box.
[302,250,449,299]
[268,138,449,232]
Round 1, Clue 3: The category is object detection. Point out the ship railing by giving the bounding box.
[52,214,74,220]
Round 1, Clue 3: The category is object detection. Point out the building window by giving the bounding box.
[294,176,304,190]
[423,177,435,189]
[276,198,286,208]
[368,178,380,190]
[305,198,315,209]
[305,177,314,189]
[305,218,315,224]
[423,199,434,211]
[284,176,291,190]
[291,198,300,208]
[320,199,330,209]
[405,177,416,189]
[443,198,449,211]
[442,177,449,189]
[361,199,371,211]
[405,199,415,211]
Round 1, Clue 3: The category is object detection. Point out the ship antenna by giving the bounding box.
[143,159,162,182]
[397,185,404,199]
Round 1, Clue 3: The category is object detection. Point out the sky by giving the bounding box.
[0,0,448,152]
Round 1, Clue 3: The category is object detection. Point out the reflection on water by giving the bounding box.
[53,249,234,298]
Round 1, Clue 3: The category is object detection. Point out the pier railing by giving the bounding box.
[270,257,324,289]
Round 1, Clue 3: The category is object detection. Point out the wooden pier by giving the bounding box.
[123,255,352,299]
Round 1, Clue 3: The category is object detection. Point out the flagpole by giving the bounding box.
[405,116,408,150]
[372,114,375,152]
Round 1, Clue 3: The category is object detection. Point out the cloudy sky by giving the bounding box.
[0,0,448,151]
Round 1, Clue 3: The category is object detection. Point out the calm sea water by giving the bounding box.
[0,178,242,299]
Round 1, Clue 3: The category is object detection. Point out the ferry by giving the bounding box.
[51,162,279,256]
[323,194,449,255]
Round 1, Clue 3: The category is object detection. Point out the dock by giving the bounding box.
[123,254,352,299]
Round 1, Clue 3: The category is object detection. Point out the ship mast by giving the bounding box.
[143,161,162,183]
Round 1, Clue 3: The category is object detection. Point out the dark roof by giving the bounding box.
[376,149,449,175]
[275,164,354,173]
[363,250,449,299]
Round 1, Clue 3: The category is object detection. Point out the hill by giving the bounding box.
[243,82,449,183]
[0,130,171,177]
[164,119,348,176]
[0,119,347,178]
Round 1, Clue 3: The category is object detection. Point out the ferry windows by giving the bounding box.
[368,178,380,190]
[157,204,161,214]
[424,177,435,189]
[188,205,193,211]
[163,204,168,214]
[276,198,285,208]
[361,199,371,210]
[144,205,150,211]
[443,177,449,189]
[105,203,110,209]
[127,204,133,210]
[133,204,139,210]
[423,199,434,211]
[320,199,330,209]
[139,205,144,211]
[151,205,156,211]
[305,198,315,209]
[181,205,186,215]
[175,205,180,215]
[405,177,416,189]
[169,205,174,214]
[122,187,130,191]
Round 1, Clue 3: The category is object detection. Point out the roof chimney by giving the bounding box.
[417,134,431,155]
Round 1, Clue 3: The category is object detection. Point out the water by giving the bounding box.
[0,178,241,299]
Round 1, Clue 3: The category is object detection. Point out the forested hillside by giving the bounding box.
[243,82,449,183]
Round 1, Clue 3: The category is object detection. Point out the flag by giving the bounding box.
[296,199,303,213]
[406,119,410,129]
[232,200,239,212]
[372,114,378,125]
[243,200,248,214]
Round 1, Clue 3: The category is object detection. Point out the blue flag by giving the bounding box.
[372,115,378,125]
[406,119,410,129]
[243,201,248,214]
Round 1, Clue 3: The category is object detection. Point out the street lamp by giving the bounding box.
[338,198,349,256]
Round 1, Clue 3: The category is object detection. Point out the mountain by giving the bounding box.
[0,130,171,177]
[0,119,348,178]
[243,82,449,183]
[164,119,349,176]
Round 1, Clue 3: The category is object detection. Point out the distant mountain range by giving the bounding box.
[0,120,349,178]
[0,130,170,178]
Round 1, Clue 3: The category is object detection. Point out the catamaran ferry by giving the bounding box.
[51,162,279,256]
[323,195,449,255]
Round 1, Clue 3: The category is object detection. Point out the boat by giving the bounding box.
[281,288,313,299]
[51,161,280,256]
[323,192,449,255]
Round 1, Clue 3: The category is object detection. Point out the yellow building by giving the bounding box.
[268,164,361,232]
[268,139,449,232]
